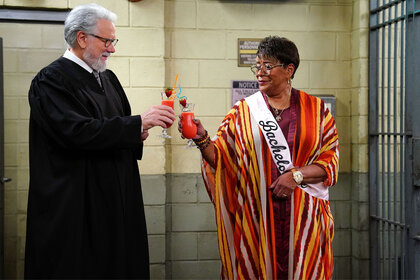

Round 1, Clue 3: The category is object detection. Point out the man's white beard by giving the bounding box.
[83,46,109,72]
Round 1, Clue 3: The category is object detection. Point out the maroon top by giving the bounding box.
[272,108,291,280]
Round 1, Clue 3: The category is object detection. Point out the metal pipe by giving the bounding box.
[399,1,407,277]
[381,2,387,276]
[393,3,399,277]
[369,1,381,277]
[370,0,404,14]
[371,215,407,227]
[387,3,392,276]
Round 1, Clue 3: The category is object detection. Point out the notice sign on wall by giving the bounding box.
[231,80,259,106]
[238,38,261,67]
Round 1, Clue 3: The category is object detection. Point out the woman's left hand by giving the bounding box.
[269,171,297,199]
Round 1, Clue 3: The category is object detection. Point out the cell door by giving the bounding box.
[369,0,420,279]
[0,37,4,278]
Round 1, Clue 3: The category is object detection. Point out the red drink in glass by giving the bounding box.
[180,111,197,139]
[161,99,174,128]
[161,99,174,109]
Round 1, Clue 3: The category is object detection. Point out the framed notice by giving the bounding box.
[238,38,261,67]
[318,95,336,119]
[231,80,259,106]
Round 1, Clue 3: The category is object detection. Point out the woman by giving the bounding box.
[179,36,339,279]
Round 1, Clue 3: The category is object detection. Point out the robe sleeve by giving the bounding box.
[106,70,144,160]
[201,105,240,215]
[312,103,339,187]
[29,67,142,151]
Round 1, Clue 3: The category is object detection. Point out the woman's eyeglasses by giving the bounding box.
[250,63,284,75]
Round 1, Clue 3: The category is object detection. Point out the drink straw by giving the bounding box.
[172,74,179,90]
[176,84,187,101]
[169,74,179,100]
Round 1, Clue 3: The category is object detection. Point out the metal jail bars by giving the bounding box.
[369,0,420,279]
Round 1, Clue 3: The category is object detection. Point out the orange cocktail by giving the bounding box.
[160,91,175,139]
[161,99,174,128]
[180,111,197,139]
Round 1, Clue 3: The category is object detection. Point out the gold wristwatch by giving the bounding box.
[291,168,303,185]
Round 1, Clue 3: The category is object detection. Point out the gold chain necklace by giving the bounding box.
[268,90,291,121]
[272,107,286,121]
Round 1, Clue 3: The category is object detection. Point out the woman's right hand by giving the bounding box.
[178,116,206,140]
[179,117,216,168]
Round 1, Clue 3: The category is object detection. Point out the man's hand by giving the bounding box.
[141,105,176,130]
[141,129,149,141]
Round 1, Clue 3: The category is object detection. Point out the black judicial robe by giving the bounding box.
[25,57,149,279]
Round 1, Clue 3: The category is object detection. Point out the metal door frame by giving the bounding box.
[369,0,420,279]
[0,37,4,278]
[404,0,420,278]
[0,11,67,277]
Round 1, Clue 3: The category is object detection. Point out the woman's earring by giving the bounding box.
[288,78,291,84]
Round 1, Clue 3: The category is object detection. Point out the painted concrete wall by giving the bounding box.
[350,1,370,278]
[0,0,369,279]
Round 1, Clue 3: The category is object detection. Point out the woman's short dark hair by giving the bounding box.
[257,36,300,79]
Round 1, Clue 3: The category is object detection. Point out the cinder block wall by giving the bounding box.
[0,0,369,279]
[1,21,67,278]
[164,1,356,279]
[350,1,370,279]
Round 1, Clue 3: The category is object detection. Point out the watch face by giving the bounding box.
[293,171,303,184]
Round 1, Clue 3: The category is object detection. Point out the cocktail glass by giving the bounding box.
[160,92,174,139]
[180,103,197,148]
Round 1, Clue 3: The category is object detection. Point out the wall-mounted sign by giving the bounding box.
[317,95,336,119]
[231,80,259,106]
[238,38,261,67]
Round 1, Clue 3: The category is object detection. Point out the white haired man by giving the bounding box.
[24,3,174,279]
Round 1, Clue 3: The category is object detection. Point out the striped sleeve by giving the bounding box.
[312,102,339,186]
[294,92,339,187]
[202,103,239,209]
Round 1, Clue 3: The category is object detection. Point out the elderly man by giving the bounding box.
[24,3,174,279]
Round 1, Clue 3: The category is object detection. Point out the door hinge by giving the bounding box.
[0,177,12,183]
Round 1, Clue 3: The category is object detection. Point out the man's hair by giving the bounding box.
[64,3,117,48]
[257,36,300,79]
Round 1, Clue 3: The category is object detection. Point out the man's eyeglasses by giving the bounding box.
[250,63,284,75]
[87,33,119,47]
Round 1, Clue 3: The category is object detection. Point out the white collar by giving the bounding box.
[63,49,94,73]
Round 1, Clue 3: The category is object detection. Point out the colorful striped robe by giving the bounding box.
[202,90,339,279]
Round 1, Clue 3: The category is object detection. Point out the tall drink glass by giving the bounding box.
[161,92,174,139]
[180,103,197,147]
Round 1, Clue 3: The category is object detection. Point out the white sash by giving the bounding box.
[246,91,293,173]
[245,91,329,200]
